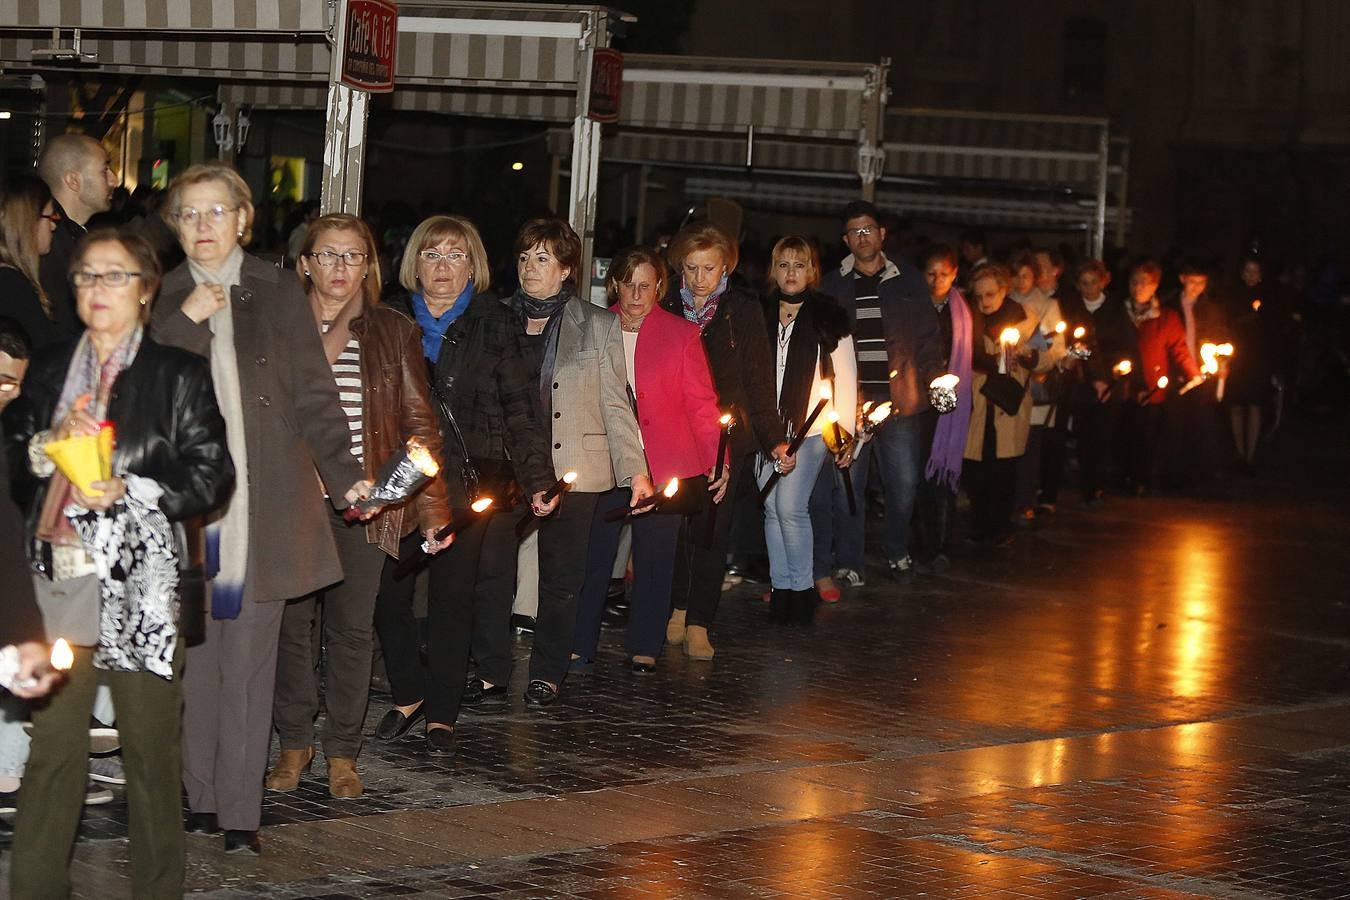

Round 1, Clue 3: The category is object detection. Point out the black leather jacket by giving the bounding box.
[6,336,235,547]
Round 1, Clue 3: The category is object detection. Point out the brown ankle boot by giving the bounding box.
[684,625,715,660]
[666,608,687,645]
[327,757,363,799]
[264,747,313,792]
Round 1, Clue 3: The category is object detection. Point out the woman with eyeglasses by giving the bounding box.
[0,174,66,350]
[151,163,372,856]
[263,214,449,794]
[373,215,554,751]
[7,228,233,897]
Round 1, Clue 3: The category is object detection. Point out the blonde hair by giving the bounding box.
[769,235,821,289]
[400,215,491,295]
[161,162,256,245]
[667,222,739,274]
[0,175,53,317]
[297,214,383,309]
[970,262,1012,290]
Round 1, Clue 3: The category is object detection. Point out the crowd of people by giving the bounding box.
[0,135,1321,896]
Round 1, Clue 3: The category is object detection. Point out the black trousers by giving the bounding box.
[475,488,602,685]
[964,414,1018,540]
[1039,416,1071,504]
[468,510,522,688]
[1071,397,1120,501]
[913,410,955,559]
[373,514,491,726]
[573,487,684,661]
[673,454,745,629]
[1121,402,1167,490]
[1163,384,1221,490]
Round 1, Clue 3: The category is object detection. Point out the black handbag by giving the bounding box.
[980,372,1027,417]
[431,387,520,509]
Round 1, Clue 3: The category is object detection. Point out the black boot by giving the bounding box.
[769,588,790,624]
[793,589,819,626]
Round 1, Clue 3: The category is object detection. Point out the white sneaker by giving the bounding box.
[887,556,913,579]
[88,756,126,786]
[834,568,865,588]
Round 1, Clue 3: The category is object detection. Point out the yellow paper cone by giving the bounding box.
[44,434,106,496]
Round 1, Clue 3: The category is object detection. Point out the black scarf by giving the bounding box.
[510,286,572,413]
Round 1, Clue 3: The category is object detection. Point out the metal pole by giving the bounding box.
[568,11,607,291]
[1114,138,1131,250]
[1091,123,1109,258]
[859,58,890,202]
[319,0,370,215]
[548,153,562,213]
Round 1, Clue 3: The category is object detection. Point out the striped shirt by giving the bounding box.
[332,337,364,466]
[851,272,889,402]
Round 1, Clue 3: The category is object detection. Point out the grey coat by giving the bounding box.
[547,297,645,494]
[151,254,365,605]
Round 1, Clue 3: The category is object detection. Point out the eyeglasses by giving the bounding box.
[308,249,369,267]
[419,250,469,265]
[846,227,874,238]
[40,211,63,225]
[173,205,237,224]
[72,270,142,288]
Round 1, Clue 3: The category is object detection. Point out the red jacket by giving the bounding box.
[1133,305,1200,405]
[614,305,722,483]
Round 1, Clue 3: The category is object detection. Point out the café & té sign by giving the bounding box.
[339,0,398,93]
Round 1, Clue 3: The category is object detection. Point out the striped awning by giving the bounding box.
[221,81,578,120]
[886,108,1109,187]
[1,0,602,89]
[546,127,858,175]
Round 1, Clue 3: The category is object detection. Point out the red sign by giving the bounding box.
[340,0,398,93]
[588,48,623,124]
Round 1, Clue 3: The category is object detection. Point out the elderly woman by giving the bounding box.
[0,174,64,350]
[483,218,649,706]
[760,236,854,625]
[373,215,553,751]
[8,229,233,897]
[660,223,788,659]
[151,163,369,856]
[963,263,1053,545]
[1007,250,1066,523]
[571,246,722,673]
[264,214,449,792]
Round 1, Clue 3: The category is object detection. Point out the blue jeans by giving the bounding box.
[816,413,924,573]
[758,438,828,590]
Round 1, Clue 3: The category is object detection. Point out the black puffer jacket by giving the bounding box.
[661,286,781,459]
[6,336,235,539]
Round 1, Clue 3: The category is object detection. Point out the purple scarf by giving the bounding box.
[925,288,974,491]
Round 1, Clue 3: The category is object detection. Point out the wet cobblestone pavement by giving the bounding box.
[4,425,1350,897]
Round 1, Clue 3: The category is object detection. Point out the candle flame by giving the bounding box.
[662,478,680,498]
[1073,326,1086,340]
[827,410,841,423]
[406,440,441,478]
[1200,342,1219,376]
[1156,375,1169,390]
[1113,359,1133,376]
[1216,342,1234,357]
[1251,299,1262,311]
[470,497,494,513]
[930,373,959,390]
[867,401,892,425]
[51,638,73,671]
[999,327,1021,347]
[562,471,579,485]
[1054,320,1066,334]
[718,413,733,426]
[861,401,873,415]
[819,384,832,401]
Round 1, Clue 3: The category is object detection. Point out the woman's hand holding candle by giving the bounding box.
[629,473,656,514]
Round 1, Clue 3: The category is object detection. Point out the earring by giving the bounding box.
[139,297,148,306]
[237,229,244,238]
[303,270,311,278]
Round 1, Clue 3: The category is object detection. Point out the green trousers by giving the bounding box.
[10,643,184,899]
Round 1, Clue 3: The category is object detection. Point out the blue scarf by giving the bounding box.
[680,274,729,331]
[411,282,473,362]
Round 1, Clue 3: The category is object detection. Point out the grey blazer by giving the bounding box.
[548,297,646,493]
[151,254,365,605]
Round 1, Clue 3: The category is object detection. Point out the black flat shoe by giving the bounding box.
[224,829,261,855]
[425,726,456,756]
[374,705,425,742]
[461,680,510,713]
[185,812,220,835]
[630,658,657,674]
[523,680,559,708]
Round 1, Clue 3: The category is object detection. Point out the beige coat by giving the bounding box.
[548,297,646,493]
[964,311,1057,461]
[152,254,365,604]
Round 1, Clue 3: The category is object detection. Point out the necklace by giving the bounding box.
[321,320,334,334]
[621,316,644,333]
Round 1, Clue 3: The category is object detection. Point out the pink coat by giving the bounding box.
[615,304,722,484]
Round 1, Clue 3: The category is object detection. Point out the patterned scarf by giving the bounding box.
[680,274,729,331]
[1127,296,1161,327]
[925,289,974,491]
[411,281,473,363]
[37,327,144,547]
[509,285,572,414]
[188,246,248,619]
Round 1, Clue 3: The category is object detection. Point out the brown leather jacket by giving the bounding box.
[351,306,451,555]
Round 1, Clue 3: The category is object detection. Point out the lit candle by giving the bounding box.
[1072,326,1086,340]
[998,327,1021,374]
[542,470,579,503]
[864,401,892,434]
[712,413,733,482]
[394,498,496,579]
[1156,375,1169,391]
[605,477,679,521]
[51,639,73,671]
[1200,342,1219,376]
[1113,359,1133,377]
[1054,320,1067,335]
